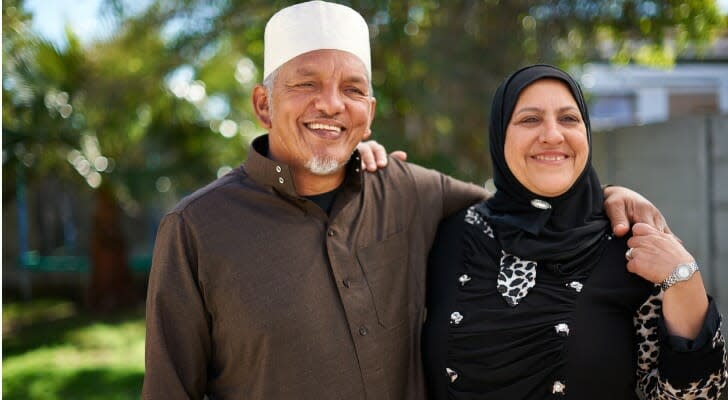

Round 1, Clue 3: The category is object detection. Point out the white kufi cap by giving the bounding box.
[264,1,371,80]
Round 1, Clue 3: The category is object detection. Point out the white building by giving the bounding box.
[575,37,728,130]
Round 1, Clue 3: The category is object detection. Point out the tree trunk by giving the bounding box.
[87,185,136,312]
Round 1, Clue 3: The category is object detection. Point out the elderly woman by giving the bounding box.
[422,64,727,399]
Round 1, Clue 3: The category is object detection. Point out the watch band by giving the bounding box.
[660,262,699,291]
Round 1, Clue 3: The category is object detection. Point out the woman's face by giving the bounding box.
[504,79,589,198]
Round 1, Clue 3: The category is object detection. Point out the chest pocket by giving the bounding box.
[357,230,410,328]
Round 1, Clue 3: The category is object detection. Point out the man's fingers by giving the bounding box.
[357,141,407,172]
[357,141,377,171]
[609,209,629,237]
[612,223,629,237]
[632,200,672,235]
[656,215,672,235]
[603,192,631,237]
[631,222,657,236]
[390,150,407,162]
[373,144,388,167]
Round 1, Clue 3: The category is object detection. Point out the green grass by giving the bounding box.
[3,298,145,399]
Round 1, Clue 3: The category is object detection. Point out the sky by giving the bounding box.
[23,0,728,48]
[23,0,152,47]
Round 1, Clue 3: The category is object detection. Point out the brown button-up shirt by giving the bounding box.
[143,135,487,399]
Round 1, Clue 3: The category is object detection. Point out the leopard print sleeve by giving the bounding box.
[635,286,728,399]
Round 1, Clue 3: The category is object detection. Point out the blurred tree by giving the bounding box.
[3,0,250,309]
[3,0,725,308]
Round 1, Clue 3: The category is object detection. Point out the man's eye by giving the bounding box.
[346,87,365,95]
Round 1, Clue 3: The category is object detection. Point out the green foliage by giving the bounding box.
[3,299,145,399]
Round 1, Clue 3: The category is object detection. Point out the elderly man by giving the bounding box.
[143,2,668,399]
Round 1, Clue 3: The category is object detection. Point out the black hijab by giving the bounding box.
[479,64,610,273]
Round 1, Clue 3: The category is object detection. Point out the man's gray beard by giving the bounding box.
[305,156,341,175]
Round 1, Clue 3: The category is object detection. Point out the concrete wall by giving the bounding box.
[592,114,728,312]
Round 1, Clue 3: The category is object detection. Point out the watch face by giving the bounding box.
[677,265,691,279]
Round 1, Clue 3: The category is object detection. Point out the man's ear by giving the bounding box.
[252,85,272,128]
[363,96,376,141]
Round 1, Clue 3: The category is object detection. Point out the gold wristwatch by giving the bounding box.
[660,262,699,291]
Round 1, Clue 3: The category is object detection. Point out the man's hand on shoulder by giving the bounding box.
[603,185,671,237]
[356,140,407,172]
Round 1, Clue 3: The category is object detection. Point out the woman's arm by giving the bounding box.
[634,290,726,399]
[627,223,707,338]
[628,223,727,398]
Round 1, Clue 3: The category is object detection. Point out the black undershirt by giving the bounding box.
[304,186,342,215]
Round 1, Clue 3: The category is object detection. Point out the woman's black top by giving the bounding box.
[423,206,727,400]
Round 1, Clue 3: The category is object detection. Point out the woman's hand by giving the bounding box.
[356,140,407,172]
[603,186,670,237]
[626,223,708,339]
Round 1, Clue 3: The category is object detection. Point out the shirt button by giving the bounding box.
[552,380,566,394]
[275,165,282,173]
[327,230,335,237]
[278,177,284,184]
[359,326,368,336]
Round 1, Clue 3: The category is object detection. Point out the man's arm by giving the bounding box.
[357,141,670,236]
[143,213,210,400]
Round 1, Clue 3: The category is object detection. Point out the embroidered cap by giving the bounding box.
[263,1,371,80]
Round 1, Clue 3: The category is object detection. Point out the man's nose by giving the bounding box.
[314,86,345,115]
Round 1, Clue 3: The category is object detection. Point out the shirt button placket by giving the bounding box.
[275,165,284,184]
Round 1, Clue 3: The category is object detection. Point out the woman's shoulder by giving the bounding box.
[436,202,495,237]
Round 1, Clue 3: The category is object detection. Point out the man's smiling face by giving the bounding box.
[261,49,375,177]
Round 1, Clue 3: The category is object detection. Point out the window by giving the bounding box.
[589,94,635,130]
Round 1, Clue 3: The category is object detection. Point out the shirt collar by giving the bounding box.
[244,134,363,198]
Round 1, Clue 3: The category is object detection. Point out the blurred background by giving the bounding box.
[2,0,728,398]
